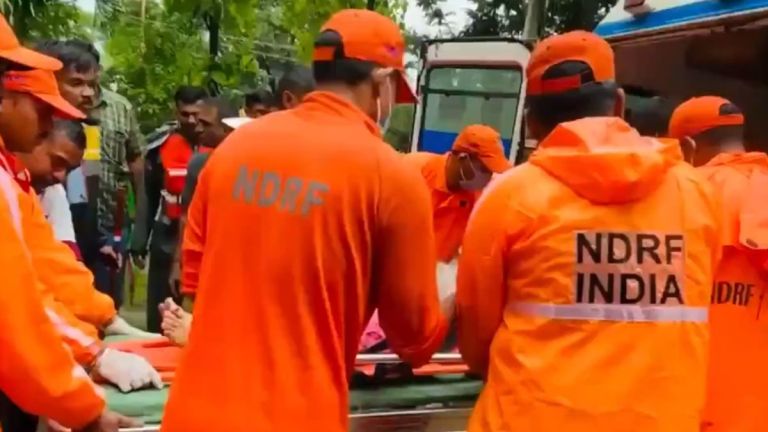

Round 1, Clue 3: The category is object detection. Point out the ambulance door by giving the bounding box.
[410,38,530,163]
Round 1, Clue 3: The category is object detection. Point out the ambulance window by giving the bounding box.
[419,66,522,155]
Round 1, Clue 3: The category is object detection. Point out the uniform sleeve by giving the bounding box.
[181,154,208,210]
[181,157,210,297]
[457,177,528,376]
[0,182,105,429]
[24,191,117,328]
[41,292,104,367]
[372,152,448,368]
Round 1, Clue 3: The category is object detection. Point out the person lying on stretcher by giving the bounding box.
[160,260,458,349]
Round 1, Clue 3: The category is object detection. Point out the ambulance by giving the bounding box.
[409,38,532,163]
[595,0,768,149]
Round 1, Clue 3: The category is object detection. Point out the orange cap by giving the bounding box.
[0,14,62,71]
[313,9,416,104]
[3,69,85,119]
[527,31,615,96]
[452,124,509,173]
[668,96,744,139]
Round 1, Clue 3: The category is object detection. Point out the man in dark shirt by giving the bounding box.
[134,86,207,332]
[162,68,317,344]
[162,96,237,345]
[180,97,239,208]
[184,65,316,206]
[243,89,273,119]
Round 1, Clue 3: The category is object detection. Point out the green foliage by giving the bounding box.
[280,0,407,61]
[5,0,412,135]
[1,0,90,41]
[384,104,415,152]
[417,0,614,38]
[103,0,209,132]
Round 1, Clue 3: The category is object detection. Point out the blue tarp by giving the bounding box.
[420,130,513,157]
[595,0,768,39]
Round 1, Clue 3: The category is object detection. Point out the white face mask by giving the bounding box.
[376,79,393,134]
[458,155,492,191]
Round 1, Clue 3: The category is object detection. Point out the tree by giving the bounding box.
[100,0,409,131]
[416,0,614,38]
[279,0,407,61]
[103,0,210,131]
[1,0,90,41]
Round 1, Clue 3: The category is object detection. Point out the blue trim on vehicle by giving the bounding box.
[420,130,512,156]
[595,0,768,38]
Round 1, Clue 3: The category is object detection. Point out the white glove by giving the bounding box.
[103,316,161,338]
[436,259,458,321]
[94,348,164,393]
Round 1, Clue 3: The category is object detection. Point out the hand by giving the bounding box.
[104,316,161,339]
[436,260,458,322]
[93,348,163,393]
[99,245,122,268]
[75,410,143,432]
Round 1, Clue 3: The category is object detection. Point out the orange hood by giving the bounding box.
[703,151,768,173]
[699,151,768,251]
[529,117,675,204]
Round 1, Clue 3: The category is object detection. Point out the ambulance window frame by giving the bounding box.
[417,64,523,154]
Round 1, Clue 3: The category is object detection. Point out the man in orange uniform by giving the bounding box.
[456,31,720,432]
[405,124,509,263]
[162,9,448,431]
[668,97,768,432]
[1,67,163,395]
[0,13,139,431]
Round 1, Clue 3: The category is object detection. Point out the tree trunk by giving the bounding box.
[367,0,376,10]
[522,0,547,40]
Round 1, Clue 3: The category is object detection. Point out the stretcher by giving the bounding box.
[104,337,482,431]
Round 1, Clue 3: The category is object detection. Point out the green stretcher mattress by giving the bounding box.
[105,375,482,424]
[102,336,482,424]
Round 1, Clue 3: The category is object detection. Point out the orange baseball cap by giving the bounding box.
[452,124,509,173]
[3,69,85,119]
[313,9,416,104]
[668,96,744,139]
[0,14,62,71]
[527,31,615,96]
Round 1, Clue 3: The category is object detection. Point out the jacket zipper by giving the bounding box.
[756,291,765,320]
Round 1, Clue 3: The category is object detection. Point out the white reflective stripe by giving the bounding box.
[44,307,101,354]
[0,168,22,239]
[72,364,105,398]
[507,301,708,323]
[167,168,188,177]
[161,189,181,204]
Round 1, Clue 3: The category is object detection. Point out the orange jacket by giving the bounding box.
[19,188,105,366]
[403,152,478,262]
[28,194,116,329]
[0,148,104,429]
[698,152,768,432]
[457,118,720,432]
[9,153,117,330]
[163,92,447,431]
